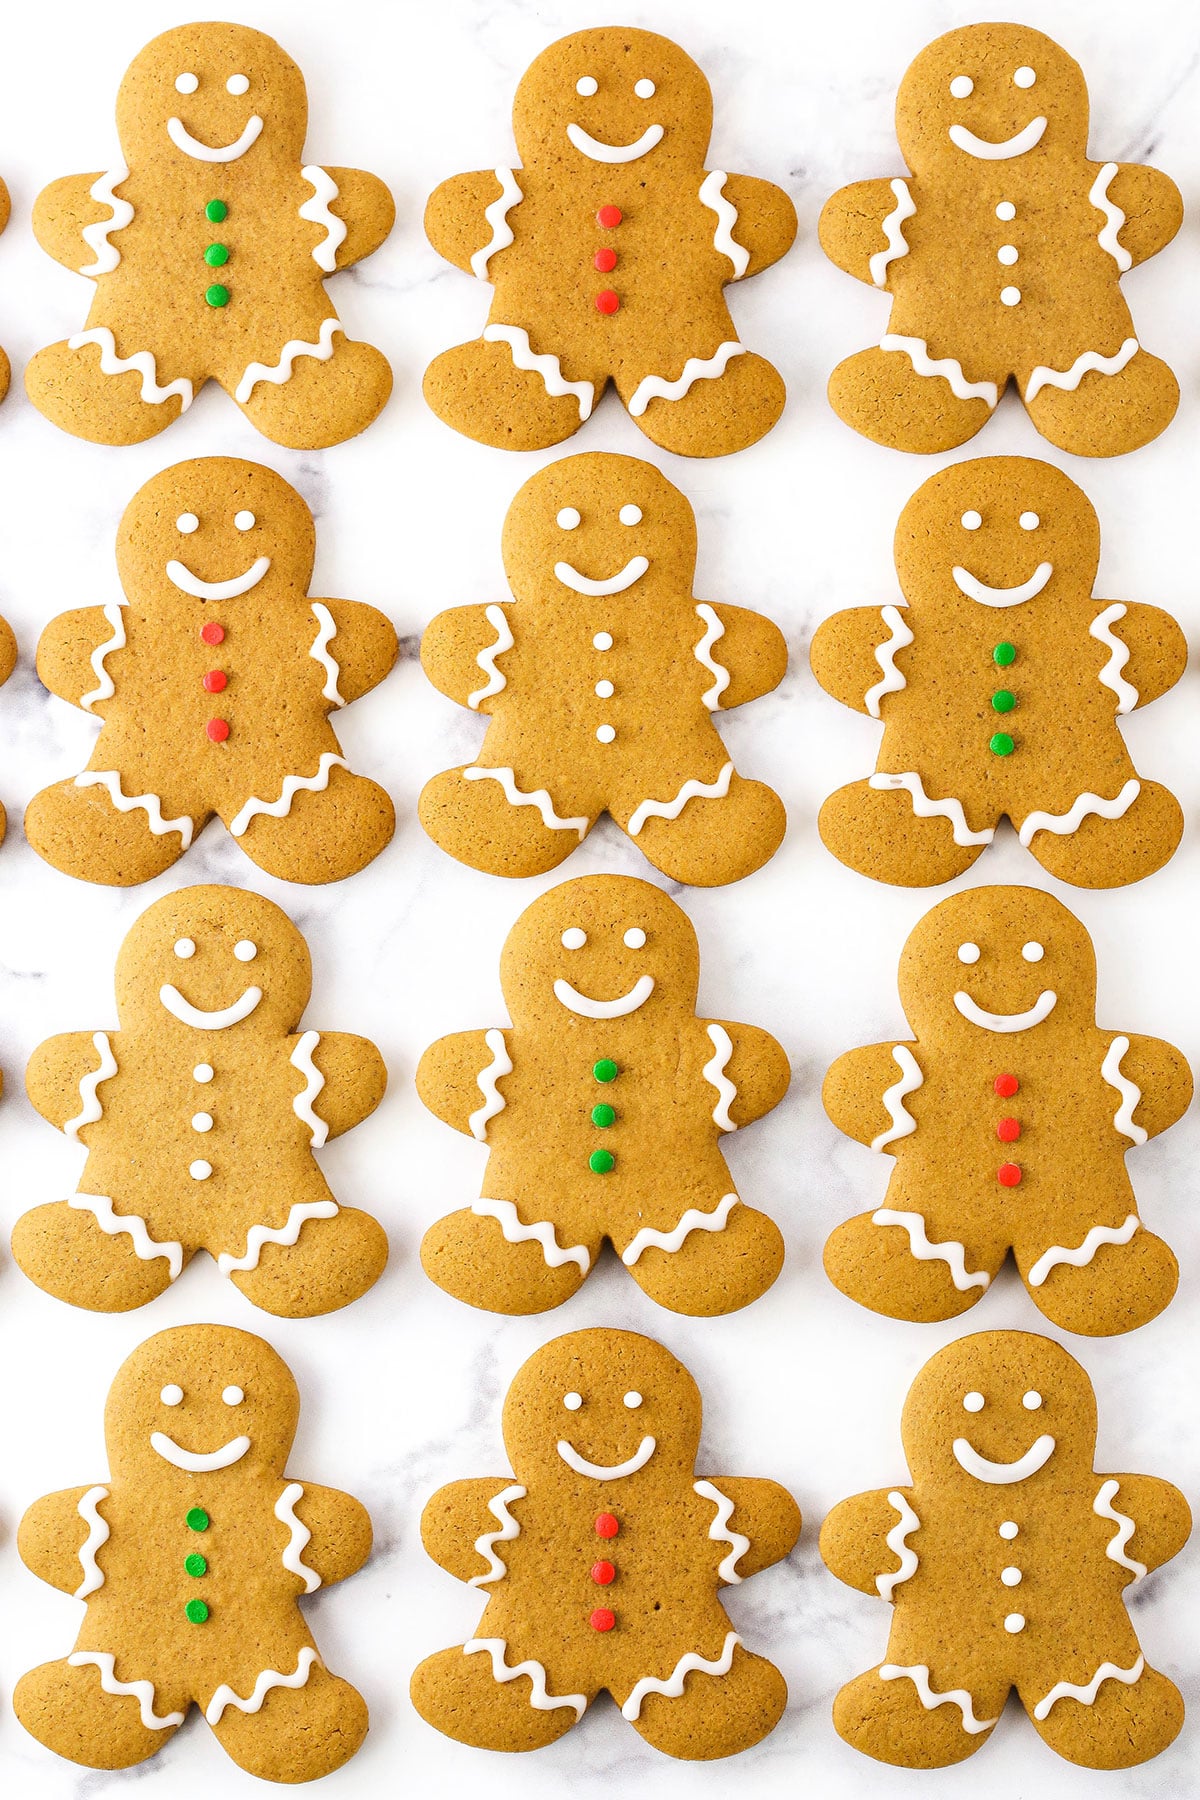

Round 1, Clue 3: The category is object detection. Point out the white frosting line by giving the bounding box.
[622,1193,739,1266]
[622,1631,739,1720]
[566,122,664,163]
[67,1652,185,1730]
[308,604,345,707]
[469,1029,512,1142]
[464,1639,586,1718]
[952,1434,1055,1484]
[557,1435,657,1479]
[79,165,134,275]
[554,974,654,1019]
[73,1486,111,1599]
[628,342,744,417]
[1089,163,1132,273]
[702,1024,738,1131]
[1017,778,1140,847]
[554,555,648,597]
[471,168,524,280]
[275,1482,321,1593]
[698,171,749,278]
[953,990,1057,1033]
[67,328,194,409]
[1025,337,1139,404]
[948,117,1047,159]
[290,1030,328,1147]
[159,984,262,1030]
[879,1664,996,1733]
[693,604,730,709]
[952,562,1053,607]
[879,335,998,407]
[1034,1653,1144,1721]
[229,752,349,838]
[627,760,733,837]
[1090,604,1138,713]
[876,1490,920,1601]
[217,1199,340,1274]
[693,1481,749,1583]
[468,605,514,709]
[870,179,916,287]
[150,1430,250,1472]
[64,1032,118,1141]
[463,764,589,838]
[68,1192,183,1279]
[80,604,127,712]
[468,1483,526,1587]
[482,325,594,420]
[235,318,343,404]
[472,1198,590,1272]
[1101,1035,1147,1145]
[166,555,271,601]
[167,114,264,163]
[864,605,913,717]
[872,1208,990,1291]
[868,771,995,847]
[870,1046,923,1152]
[298,166,346,272]
[205,1647,319,1724]
[1093,1479,1147,1582]
[1028,1214,1140,1288]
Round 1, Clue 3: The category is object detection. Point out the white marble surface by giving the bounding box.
[1,0,1199,1792]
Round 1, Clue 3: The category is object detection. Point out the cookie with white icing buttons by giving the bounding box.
[26,22,393,448]
[412,1328,800,1758]
[823,886,1191,1335]
[420,453,787,885]
[820,24,1182,456]
[25,457,396,886]
[424,26,796,456]
[16,1324,372,1781]
[821,1330,1190,1769]
[13,885,388,1316]
[811,457,1185,888]
[418,874,789,1315]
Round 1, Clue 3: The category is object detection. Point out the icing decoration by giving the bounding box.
[289,1030,329,1147]
[997,1117,1020,1142]
[997,1162,1022,1187]
[482,324,595,420]
[464,1639,586,1719]
[206,285,231,308]
[557,1436,657,1480]
[1100,1035,1147,1144]
[589,1148,615,1173]
[159,983,263,1029]
[864,606,914,717]
[947,117,1047,159]
[205,201,227,222]
[622,1632,739,1721]
[275,1482,321,1593]
[990,732,1015,756]
[991,690,1016,713]
[879,1663,997,1732]
[469,605,514,709]
[1027,1214,1140,1288]
[472,1197,590,1272]
[308,604,346,707]
[868,772,995,847]
[187,1507,210,1530]
[595,289,620,315]
[876,1490,920,1601]
[598,205,622,227]
[1017,778,1140,847]
[698,171,750,279]
[952,563,1053,606]
[470,168,524,280]
[74,1486,111,1599]
[1000,286,1021,306]
[628,342,744,417]
[229,752,350,837]
[593,1059,619,1082]
[878,336,998,407]
[207,718,231,743]
[149,1431,251,1473]
[235,318,344,404]
[204,245,230,269]
[185,1598,209,1622]
[64,1031,118,1141]
[952,1435,1055,1483]
[870,1045,923,1152]
[298,166,346,272]
[554,556,648,596]
[67,328,194,409]
[1025,337,1139,404]
[702,1024,738,1130]
[869,179,916,287]
[554,974,655,1019]
[185,1553,207,1576]
[592,1560,616,1584]
[995,1073,1019,1097]
[1033,1654,1144,1721]
[202,671,228,693]
[206,1648,320,1724]
[79,165,135,275]
[872,1209,990,1291]
[464,764,590,838]
[1090,604,1138,712]
[69,1192,183,1279]
[469,1484,527,1588]
[67,1652,185,1730]
[166,555,271,600]
[693,604,731,708]
[1004,1613,1025,1632]
[596,724,616,744]
[596,1513,619,1538]
[1089,164,1132,272]
[627,761,734,837]
[469,1029,512,1141]
[595,247,617,271]
[622,1193,739,1266]
[590,1607,616,1631]
[166,115,264,162]
[1093,1479,1147,1582]
[201,625,226,648]
[952,990,1057,1032]
[216,1199,339,1274]
[565,123,664,163]
[693,1480,750,1583]
[592,1104,615,1127]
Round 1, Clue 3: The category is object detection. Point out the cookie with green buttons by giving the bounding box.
[15,1324,372,1781]
[417,874,789,1315]
[811,457,1185,887]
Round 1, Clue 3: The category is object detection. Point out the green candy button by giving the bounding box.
[591,1103,615,1127]
[185,1598,209,1623]
[593,1059,618,1083]
[205,199,228,222]
[993,641,1016,667]
[186,1507,209,1532]
[990,732,1015,756]
[184,1553,207,1577]
[205,284,230,308]
[589,1149,615,1174]
[991,689,1016,713]
[204,242,229,267]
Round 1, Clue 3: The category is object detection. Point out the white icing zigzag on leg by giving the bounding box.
[69,1193,183,1279]
[464,1639,587,1718]
[75,770,194,846]
[1100,1035,1147,1144]
[469,1484,527,1587]
[627,762,733,837]
[622,1193,739,1265]
[206,1647,321,1724]
[469,606,515,710]
[472,169,524,280]
[693,1481,750,1583]
[1089,604,1138,713]
[879,1663,997,1733]
[698,171,749,278]
[1025,338,1139,404]
[217,1201,339,1274]
[482,324,594,420]
[469,1030,513,1141]
[864,606,914,718]
[1017,778,1140,846]
[68,328,194,408]
[868,771,994,847]
[1033,1654,1144,1721]
[73,1487,111,1599]
[1093,1479,1147,1583]
[229,753,349,837]
[68,1651,185,1729]
[298,167,347,272]
[869,179,916,286]
[463,764,589,838]
[622,1632,740,1720]
[1027,1215,1140,1288]
[872,1208,990,1292]
[64,1032,118,1142]
[473,1198,590,1272]
[870,1046,923,1152]
[879,335,998,407]
[81,604,127,711]
[628,343,744,417]
[236,319,344,404]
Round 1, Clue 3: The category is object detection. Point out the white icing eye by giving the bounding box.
[174,937,196,959]
[961,510,982,530]
[963,1391,985,1412]
[194,1063,214,1082]
[176,512,199,534]
[563,1391,583,1410]
[575,76,598,96]
[160,1384,184,1405]
[1023,1390,1042,1410]
[226,73,249,95]
[623,928,646,949]
[634,79,656,98]
[593,631,613,650]
[1019,512,1040,530]
[624,1390,643,1407]
[957,942,981,964]
[1013,66,1036,88]
[557,507,581,529]
[1021,941,1044,962]
[995,201,1016,221]
[234,510,255,530]
[561,928,587,950]
[175,72,199,94]
[949,75,974,98]
[234,939,258,962]
[619,504,642,525]
[223,1385,244,1405]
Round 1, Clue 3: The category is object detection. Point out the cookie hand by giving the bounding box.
[811,605,911,718]
[1094,1474,1191,1576]
[704,1020,790,1126]
[425,171,520,276]
[421,1478,525,1583]
[697,603,788,709]
[1091,600,1187,711]
[26,1031,115,1135]
[824,1042,920,1150]
[699,1475,801,1581]
[32,174,116,273]
[1106,1032,1193,1140]
[290,1031,387,1139]
[1094,162,1183,268]
[36,607,123,711]
[312,167,396,269]
[819,1486,914,1597]
[276,1481,372,1586]
[309,597,398,704]
[0,615,14,687]
[18,1487,104,1594]
[422,603,513,710]
[712,173,797,276]
[819,178,912,287]
[417,1030,510,1139]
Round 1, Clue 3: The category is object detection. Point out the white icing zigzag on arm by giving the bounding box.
[471,168,524,280]
[290,1031,328,1147]
[702,1024,738,1131]
[1101,1035,1147,1144]
[879,1664,997,1733]
[870,179,916,287]
[74,1486,111,1598]
[628,343,744,417]
[206,1647,320,1724]
[469,605,514,710]
[217,1200,340,1274]
[693,1481,749,1583]
[81,604,127,712]
[1017,778,1140,847]
[74,770,193,846]
[464,1638,587,1718]
[876,1490,920,1601]
[1025,338,1139,404]
[64,1032,118,1141]
[464,764,589,837]
[698,171,749,278]
[79,166,134,275]
[69,1192,183,1278]
[879,336,998,407]
[68,1651,185,1729]
[483,325,594,420]
[275,1482,322,1592]
[473,1198,590,1272]
[236,319,344,404]
[1093,1479,1147,1582]
[627,762,733,837]
[871,1045,923,1151]
[298,167,347,272]
[308,604,345,707]
[1090,605,1137,713]
[872,1208,990,1291]
[865,606,914,718]
[1027,1215,1140,1288]
[693,605,730,709]
[229,753,349,837]
[622,1632,740,1720]
[469,1484,527,1587]
[1089,163,1132,273]
[622,1193,739,1265]
[469,1030,513,1142]
[68,328,193,408]
[1034,1654,1144,1721]
[868,771,994,847]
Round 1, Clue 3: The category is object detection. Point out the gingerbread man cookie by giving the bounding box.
[424,26,795,456]
[0,603,16,844]
[0,172,10,404]
[821,1331,1190,1769]
[820,25,1182,456]
[13,886,388,1317]
[418,875,789,1315]
[823,887,1191,1335]
[811,458,1185,888]
[420,453,787,885]
[27,22,393,448]
[413,1328,800,1759]
[25,457,396,886]
[17,1325,371,1781]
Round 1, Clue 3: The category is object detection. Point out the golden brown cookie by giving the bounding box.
[822,886,1191,1335]
[418,874,789,1315]
[0,601,15,844]
[16,1324,372,1781]
[811,457,1185,888]
[13,885,388,1316]
[25,457,396,886]
[821,1330,1190,1769]
[412,1328,800,1759]
[420,452,787,885]
[26,22,393,448]
[0,173,10,404]
[820,24,1182,456]
[424,26,795,456]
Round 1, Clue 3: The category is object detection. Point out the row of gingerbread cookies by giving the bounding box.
[0,21,1182,459]
[0,450,1186,893]
[3,877,1189,1338]
[10,1323,1190,1778]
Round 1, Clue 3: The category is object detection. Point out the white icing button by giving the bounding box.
[189,1160,212,1181]
[176,512,199,533]
[575,77,598,97]
[963,1390,985,1412]
[997,245,1019,265]
[595,679,614,698]
[557,507,581,529]
[193,1063,214,1083]
[226,74,249,95]
[624,1390,643,1407]
[223,1385,244,1405]
[961,511,982,531]
[1001,286,1021,306]
[160,1384,184,1405]
[175,73,198,94]
[1013,65,1036,87]
[1021,942,1044,962]
[957,942,981,965]
[234,939,257,961]
[623,928,646,948]
[191,1112,214,1133]
[999,1521,1019,1539]
[949,75,974,98]
[634,79,655,98]
[234,510,255,530]
[561,928,587,950]
[1019,512,1040,531]
[563,1391,583,1410]
[1023,1389,1043,1409]
[1004,1613,1025,1633]
[619,504,643,525]
[174,937,196,958]
[995,201,1016,221]
[596,724,616,743]
[1001,1566,1022,1586]
[593,631,613,650]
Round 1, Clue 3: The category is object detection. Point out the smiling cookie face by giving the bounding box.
[513,27,712,170]
[116,23,306,168]
[115,885,311,1035]
[897,24,1088,175]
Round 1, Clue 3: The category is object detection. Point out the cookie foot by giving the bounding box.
[410,1645,582,1751]
[14,1656,183,1770]
[1021,779,1182,888]
[226,1205,388,1317]
[423,338,593,451]
[25,339,187,445]
[1019,1223,1177,1336]
[624,772,785,886]
[24,777,196,886]
[421,1205,592,1313]
[1024,348,1179,458]
[231,766,394,883]
[823,1209,996,1323]
[827,347,995,454]
[833,1665,1000,1768]
[235,335,392,449]
[209,1664,369,1781]
[819,778,989,886]
[625,351,785,458]
[621,1199,783,1315]
[625,1642,786,1760]
[11,1200,180,1312]
[1024,1662,1183,1769]
[419,765,589,878]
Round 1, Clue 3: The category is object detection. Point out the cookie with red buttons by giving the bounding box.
[12,886,388,1317]
[821,1331,1190,1769]
[822,886,1191,1335]
[25,457,396,886]
[424,26,795,457]
[16,1324,372,1781]
[420,452,787,885]
[811,458,1185,888]
[26,22,392,448]
[418,874,789,1316]
[820,24,1181,456]
[412,1328,800,1759]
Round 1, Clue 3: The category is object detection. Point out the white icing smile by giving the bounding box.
[566,122,664,162]
[952,563,1053,606]
[948,117,1047,159]
[167,114,264,162]
[554,556,649,596]
[159,984,263,1029]
[150,1431,251,1472]
[166,556,271,601]
[952,1434,1056,1483]
[954,990,1057,1032]
[553,975,655,1018]
[557,1435,657,1479]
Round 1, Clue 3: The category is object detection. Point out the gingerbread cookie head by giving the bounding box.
[115,886,311,1035]
[115,23,307,168]
[897,25,1088,176]
[117,458,316,607]
[501,453,697,604]
[512,27,713,168]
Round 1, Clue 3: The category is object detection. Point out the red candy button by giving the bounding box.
[595,289,619,314]
[200,621,225,645]
[589,1607,616,1632]
[597,205,622,228]
[206,718,230,743]
[202,670,227,693]
[594,247,617,273]
[994,1074,1019,1098]
[997,1117,1021,1143]
[591,1560,616,1586]
[997,1163,1022,1187]
[595,1513,619,1539]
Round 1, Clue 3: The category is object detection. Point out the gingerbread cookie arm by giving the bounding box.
[824,1042,921,1150]
[699,604,788,708]
[1091,600,1187,711]
[312,167,396,269]
[308,598,398,704]
[36,607,122,710]
[417,1030,510,1138]
[426,171,518,276]
[1093,1474,1191,1576]
[26,1031,115,1134]
[0,176,9,235]
[0,613,15,686]
[421,604,512,710]
[819,1487,914,1597]
[277,1481,373,1586]
[18,1487,105,1595]
[292,1031,388,1139]
[1095,163,1183,268]
[703,1020,790,1125]
[698,1476,801,1580]
[421,1478,525,1583]
[818,179,911,286]
[710,173,797,275]
[31,174,115,272]
[811,606,910,718]
[1106,1032,1193,1139]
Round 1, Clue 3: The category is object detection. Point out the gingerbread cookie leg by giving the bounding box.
[224,763,394,884]
[1020,344,1179,461]
[421,1203,598,1315]
[423,335,603,452]
[617,1194,783,1316]
[1019,780,1183,889]
[1014,1208,1177,1337]
[25,336,192,447]
[220,1199,388,1318]
[620,1638,787,1759]
[14,1655,187,1771]
[824,1204,1004,1324]
[232,329,392,451]
[615,342,785,460]
[819,777,992,887]
[1020,1656,1183,1770]
[833,1662,1006,1768]
[11,1198,183,1312]
[827,346,998,456]
[207,1657,368,1782]
[419,764,594,879]
[411,1644,584,1751]
[25,775,202,887]
[612,762,785,888]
